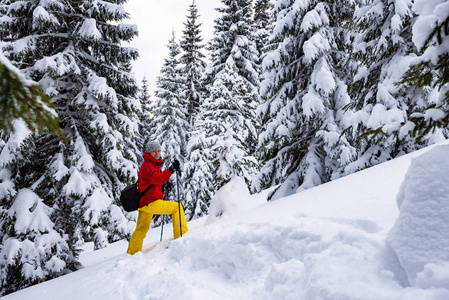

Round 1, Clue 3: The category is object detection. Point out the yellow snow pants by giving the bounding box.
[127,200,189,255]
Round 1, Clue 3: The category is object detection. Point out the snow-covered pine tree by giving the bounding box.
[138,75,153,159]
[252,0,275,127]
[253,0,357,199]
[179,0,207,126]
[153,31,187,161]
[1,42,72,297]
[178,0,210,220]
[0,120,77,295]
[184,127,215,220]
[201,0,260,193]
[151,30,189,224]
[400,0,449,142]
[251,0,275,172]
[344,0,427,174]
[0,0,140,293]
[253,0,274,67]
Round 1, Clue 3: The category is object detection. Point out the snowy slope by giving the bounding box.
[3,140,449,300]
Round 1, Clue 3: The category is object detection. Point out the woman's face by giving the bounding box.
[149,150,161,160]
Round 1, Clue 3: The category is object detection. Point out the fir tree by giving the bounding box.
[253,0,274,67]
[179,0,210,220]
[345,0,432,174]
[0,120,76,295]
[0,0,140,293]
[179,0,207,126]
[183,127,215,220]
[138,75,152,157]
[400,0,449,142]
[152,30,187,165]
[151,31,189,224]
[254,0,357,199]
[201,0,260,193]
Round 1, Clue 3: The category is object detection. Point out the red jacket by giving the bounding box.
[138,152,173,208]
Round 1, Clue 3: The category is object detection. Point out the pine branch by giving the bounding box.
[0,61,67,142]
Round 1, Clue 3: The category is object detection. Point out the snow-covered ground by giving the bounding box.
[3,140,449,300]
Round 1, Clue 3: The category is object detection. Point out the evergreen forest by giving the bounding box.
[0,0,448,295]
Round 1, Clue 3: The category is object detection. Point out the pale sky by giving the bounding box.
[123,0,222,96]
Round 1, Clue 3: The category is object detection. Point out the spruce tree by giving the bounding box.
[153,31,187,161]
[253,0,274,67]
[201,0,260,193]
[345,0,424,174]
[0,120,76,295]
[400,0,449,142]
[184,125,215,220]
[0,0,140,293]
[178,0,210,220]
[254,0,356,199]
[179,0,207,126]
[151,31,189,224]
[138,75,152,158]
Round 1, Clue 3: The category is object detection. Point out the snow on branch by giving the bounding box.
[32,6,60,31]
[78,18,102,40]
[300,3,329,33]
[303,31,330,64]
[34,52,81,76]
[87,72,118,108]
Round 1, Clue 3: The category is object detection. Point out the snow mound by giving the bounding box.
[387,145,449,287]
[206,176,265,224]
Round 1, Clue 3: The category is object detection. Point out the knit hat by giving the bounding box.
[146,141,162,153]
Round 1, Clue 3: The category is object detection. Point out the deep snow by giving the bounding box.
[3,140,449,300]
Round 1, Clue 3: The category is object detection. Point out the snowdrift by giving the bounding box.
[3,141,449,300]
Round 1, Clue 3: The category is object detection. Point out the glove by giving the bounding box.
[168,160,180,174]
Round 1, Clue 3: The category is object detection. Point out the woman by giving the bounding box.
[127,141,188,255]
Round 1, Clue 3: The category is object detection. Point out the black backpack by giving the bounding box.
[120,182,153,212]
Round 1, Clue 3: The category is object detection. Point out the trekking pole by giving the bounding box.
[160,216,164,241]
[176,170,182,237]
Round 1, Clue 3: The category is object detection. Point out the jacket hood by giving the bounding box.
[143,151,164,167]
